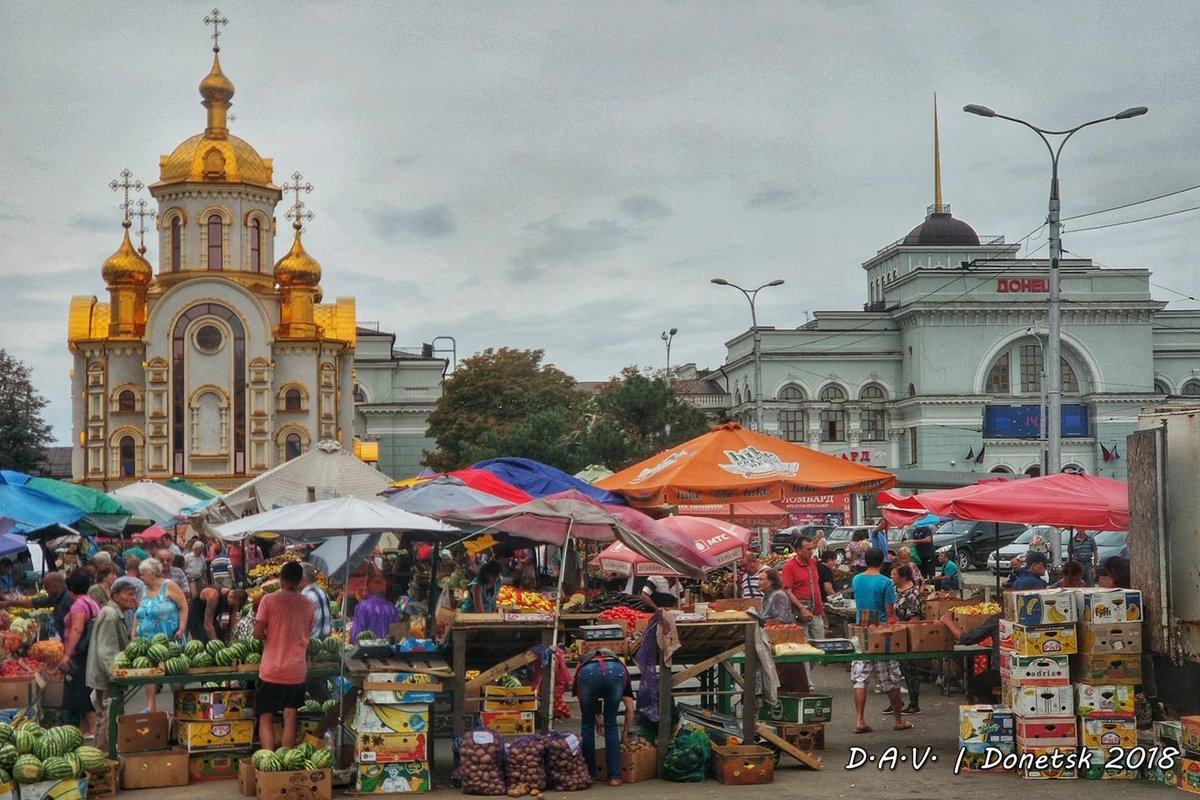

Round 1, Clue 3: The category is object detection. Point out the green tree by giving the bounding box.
[0,349,54,473]
[424,348,584,471]
[580,368,711,469]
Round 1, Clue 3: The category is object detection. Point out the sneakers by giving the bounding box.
[902,705,922,715]
[881,706,895,715]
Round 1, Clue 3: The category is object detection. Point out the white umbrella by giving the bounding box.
[110,481,197,515]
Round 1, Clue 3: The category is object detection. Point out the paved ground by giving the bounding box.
[112,660,1178,800]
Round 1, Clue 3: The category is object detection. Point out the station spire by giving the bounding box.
[934,93,944,214]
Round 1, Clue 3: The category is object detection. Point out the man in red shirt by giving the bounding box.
[254,561,315,750]
[782,535,825,640]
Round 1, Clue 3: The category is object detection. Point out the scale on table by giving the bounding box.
[807,638,856,654]
[352,641,398,660]
[577,624,626,641]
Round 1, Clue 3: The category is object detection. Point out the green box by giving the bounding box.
[758,693,832,724]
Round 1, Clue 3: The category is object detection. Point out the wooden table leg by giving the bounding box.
[452,629,467,736]
[741,623,757,744]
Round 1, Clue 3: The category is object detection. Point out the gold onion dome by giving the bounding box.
[274,223,322,287]
[102,221,153,287]
[199,49,235,103]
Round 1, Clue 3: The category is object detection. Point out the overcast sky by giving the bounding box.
[3,1,1199,445]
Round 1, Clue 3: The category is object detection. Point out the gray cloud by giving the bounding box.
[619,193,672,221]
[366,204,456,241]
[394,155,421,168]
[747,184,799,210]
[68,214,117,233]
[510,217,643,282]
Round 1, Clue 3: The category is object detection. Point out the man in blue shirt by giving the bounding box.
[1008,551,1049,590]
[850,548,912,734]
[931,549,960,591]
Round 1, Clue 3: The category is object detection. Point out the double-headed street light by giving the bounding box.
[964,103,1147,478]
[662,327,678,379]
[711,277,785,432]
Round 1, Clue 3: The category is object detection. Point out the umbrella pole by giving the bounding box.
[547,521,573,733]
[336,531,351,758]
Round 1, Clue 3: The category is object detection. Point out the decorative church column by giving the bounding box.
[888,427,904,472]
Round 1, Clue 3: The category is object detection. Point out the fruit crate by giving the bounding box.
[85,759,120,798]
[110,667,164,679]
[710,744,775,785]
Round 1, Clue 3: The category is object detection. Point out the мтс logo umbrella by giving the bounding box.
[718,446,799,478]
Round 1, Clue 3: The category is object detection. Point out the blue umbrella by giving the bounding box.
[0,473,86,533]
[912,513,948,528]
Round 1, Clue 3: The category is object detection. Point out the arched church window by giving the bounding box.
[285,433,302,461]
[119,436,135,477]
[284,388,302,411]
[779,385,804,401]
[250,219,261,272]
[353,385,367,403]
[818,385,846,403]
[1154,379,1171,396]
[118,390,136,413]
[170,217,181,271]
[207,214,223,270]
[986,353,1010,394]
[860,384,886,401]
[1183,380,1200,397]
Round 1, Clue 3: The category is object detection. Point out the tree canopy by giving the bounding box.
[0,349,53,473]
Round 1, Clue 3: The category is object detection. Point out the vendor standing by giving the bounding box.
[255,561,314,751]
[782,536,825,639]
[354,577,399,639]
[460,560,503,613]
[640,576,682,611]
[1,572,72,640]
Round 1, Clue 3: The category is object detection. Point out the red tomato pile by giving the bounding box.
[0,658,40,678]
[598,606,650,633]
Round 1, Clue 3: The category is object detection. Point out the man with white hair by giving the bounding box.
[184,541,207,592]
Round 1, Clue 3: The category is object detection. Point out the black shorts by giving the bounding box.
[255,680,306,718]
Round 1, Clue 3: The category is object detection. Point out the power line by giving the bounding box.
[1062,183,1200,222]
[1067,203,1200,233]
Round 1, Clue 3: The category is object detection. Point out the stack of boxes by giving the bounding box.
[352,672,438,793]
[175,688,255,783]
[479,685,538,738]
[116,711,189,790]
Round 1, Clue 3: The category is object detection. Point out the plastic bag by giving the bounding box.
[505,735,547,792]
[660,728,711,782]
[456,728,508,795]
[544,732,591,791]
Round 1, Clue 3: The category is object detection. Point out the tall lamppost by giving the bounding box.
[711,278,785,432]
[661,327,678,379]
[964,103,1147,478]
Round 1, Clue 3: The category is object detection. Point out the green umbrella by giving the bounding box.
[25,477,131,536]
[165,477,221,501]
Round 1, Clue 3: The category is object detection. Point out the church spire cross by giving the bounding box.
[108,169,144,222]
[130,199,156,255]
[204,8,228,51]
[283,171,315,232]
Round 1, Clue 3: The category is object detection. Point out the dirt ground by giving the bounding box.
[114,660,1178,800]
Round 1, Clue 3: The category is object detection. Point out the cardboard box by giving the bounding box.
[1179,758,1200,794]
[1071,652,1141,685]
[924,597,971,621]
[175,689,255,721]
[1010,623,1077,656]
[709,744,774,785]
[1015,717,1077,748]
[1181,717,1200,751]
[764,625,806,645]
[481,685,536,712]
[1074,588,1142,623]
[1079,717,1136,749]
[189,751,247,782]
[758,693,832,724]
[255,768,332,800]
[120,748,190,789]
[849,624,908,654]
[905,621,955,652]
[1144,763,1180,786]
[1075,683,1135,717]
[116,711,170,754]
[0,680,35,710]
[1079,622,1142,655]
[958,705,1015,746]
[85,759,119,799]
[777,723,824,751]
[1004,589,1077,626]
[0,781,13,800]
[997,619,1014,651]
[361,673,440,705]
[353,731,429,763]
[956,742,1013,773]
[1019,746,1078,780]
[1008,685,1073,718]
[596,744,658,783]
[1156,719,1183,748]
[478,711,534,737]
[354,762,431,794]
[177,719,254,752]
[239,758,256,797]
[18,779,87,800]
[952,612,994,634]
[353,701,431,734]
[998,654,1070,685]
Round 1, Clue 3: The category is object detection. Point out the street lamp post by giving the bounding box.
[964,103,1147,478]
[661,327,678,379]
[711,278,785,432]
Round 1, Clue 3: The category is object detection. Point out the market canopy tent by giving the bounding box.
[674,500,789,528]
[385,476,518,516]
[593,516,753,577]
[212,496,456,542]
[0,473,87,533]
[110,481,197,516]
[472,457,627,504]
[597,422,897,508]
[877,472,1129,531]
[1,472,131,535]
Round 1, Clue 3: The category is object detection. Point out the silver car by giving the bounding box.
[986,526,1065,574]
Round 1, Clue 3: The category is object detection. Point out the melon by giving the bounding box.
[310,749,333,769]
[0,768,10,784]
[151,633,170,647]
[12,754,42,783]
[59,727,83,752]
[0,744,17,769]
[0,723,13,747]
[131,656,152,670]
[73,746,105,771]
[214,649,234,667]
[147,644,170,665]
[206,639,224,657]
[281,749,307,771]
[125,639,149,659]
[251,749,276,770]
[63,753,82,779]
[243,652,261,665]
[14,729,35,756]
[184,639,206,658]
[41,756,72,781]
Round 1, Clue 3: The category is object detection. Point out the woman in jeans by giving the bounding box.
[573,648,632,786]
[890,565,923,715]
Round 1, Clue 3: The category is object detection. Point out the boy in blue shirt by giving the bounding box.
[850,548,913,734]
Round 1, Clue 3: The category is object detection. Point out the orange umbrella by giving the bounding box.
[597,422,897,508]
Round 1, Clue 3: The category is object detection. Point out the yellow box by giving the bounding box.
[482,685,537,712]
[1079,717,1137,749]
[1018,746,1078,780]
[1179,758,1200,794]
[353,701,430,734]
[1010,623,1077,657]
[1074,684,1135,717]
[354,762,431,794]
[479,711,535,736]
[176,719,254,752]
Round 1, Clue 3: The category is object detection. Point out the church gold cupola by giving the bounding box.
[274,172,323,339]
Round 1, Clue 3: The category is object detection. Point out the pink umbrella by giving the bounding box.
[593,516,753,576]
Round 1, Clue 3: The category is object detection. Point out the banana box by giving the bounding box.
[1071,652,1141,685]
[958,705,1015,745]
[0,780,11,800]
[478,711,535,736]
[1010,623,1077,656]
[1074,683,1135,717]
[1179,758,1200,795]
[1015,717,1077,748]
[1180,717,1200,752]
[1080,717,1137,749]
[353,700,430,734]
[1018,746,1078,780]
[175,689,255,721]
[1079,748,1139,780]
[999,653,1069,685]
[1004,589,1077,626]
[1073,589,1142,623]
[482,685,537,712]
[362,673,440,705]
[176,719,254,752]
[1009,686,1073,718]
[18,779,88,800]
[956,742,1013,773]
[353,731,428,763]
[1078,623,1141,654]
[355,762,431,794]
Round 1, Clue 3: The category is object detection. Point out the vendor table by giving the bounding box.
[446,619,556,735]
[107,666,339,759]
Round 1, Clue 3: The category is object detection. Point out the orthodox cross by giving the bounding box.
[130,199,156,255]
[108,169,144,222]
[283,171,314,232]
[204,8,228,50]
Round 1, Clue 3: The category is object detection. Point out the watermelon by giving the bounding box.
[59,726,83,752]
[0,768,10,784]
[310,749,333,769]
[131,657,152,670]
[165,657,189,676]
[14,729,35,756]
[125,639,149,659]
[151,633,170,647]
[73,746,105,771]
[251,749,276,770]
[294,742,314,758]
[243,652,261,665]
[274,747,290,764]
[281,749,307,771]
[0,744,17,769]
[189,652,214,668]
[63,753,82,779]
[112,652,130,669]
[206,639,224,657]
[184,639,206,658]
[41,756,72,780]
[12,754,42,783]
[31,737,58,761]
[147,644,170,665]
[19,724,44,739]
[215,649,234,667]
[0,723,13,747]
[306,639,320,658]
[259,754,282,772]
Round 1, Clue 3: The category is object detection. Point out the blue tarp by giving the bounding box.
[470,457,628,505]
[0,472,87,533]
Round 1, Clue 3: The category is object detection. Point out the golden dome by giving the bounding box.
[158,132,273,186]
[101,222,153,287]
[274,224,322,287]
[199,50,235,104]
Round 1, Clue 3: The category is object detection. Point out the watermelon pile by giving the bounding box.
[0,722,100,784]
[114,634,267,672]
[251,742,334,772]
[307,636,342,663]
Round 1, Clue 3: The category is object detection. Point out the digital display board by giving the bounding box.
[983,404,1089,439]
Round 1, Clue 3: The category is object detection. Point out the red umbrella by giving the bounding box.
[446,469,534,505]
[593,516,753,576]
[135,523,171,542]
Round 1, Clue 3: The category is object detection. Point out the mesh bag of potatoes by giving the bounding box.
[544,732,592,791]
[504,735,547,797]
[457,728,509,795]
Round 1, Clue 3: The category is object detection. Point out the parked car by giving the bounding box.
[1094,530,1129,564]
[770,524,830,554]
[933,520,1030,572]
[826,525,901,565]
[987,526,1066,574]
